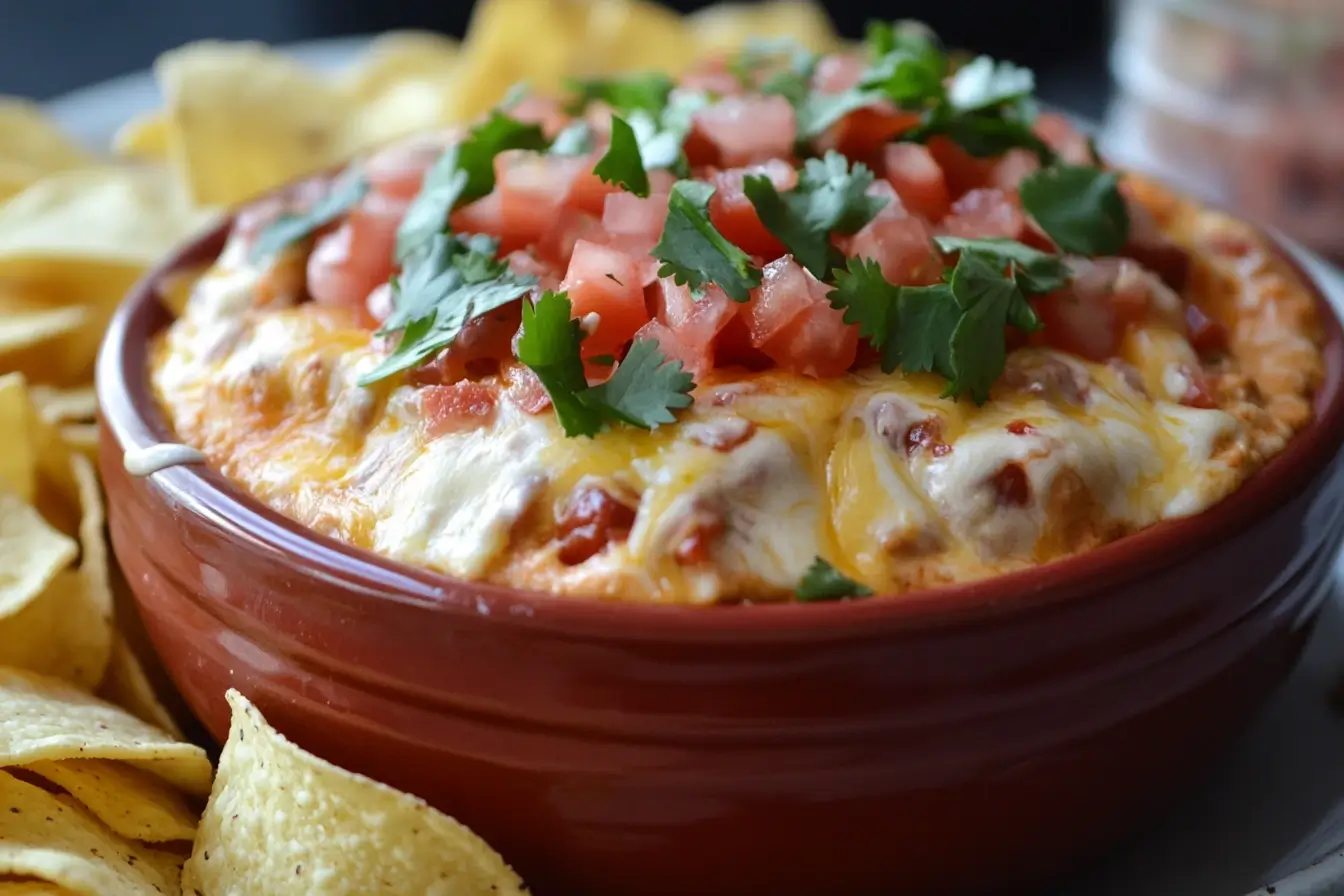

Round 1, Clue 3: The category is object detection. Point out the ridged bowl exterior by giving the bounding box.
[98,221,1344,895]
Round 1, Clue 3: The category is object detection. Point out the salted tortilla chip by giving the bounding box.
[0,373,37,502]
[111,110,170,161]
[0,99,93,175]
[340,30,461,100]
[686,0,842,57]
[0,160,45,203]
[0,571,109,689]
[57,424,99,464]
[70,454,112,624]
[0,306,88,361]
[96,635,183,740]
[0,492,78,619]
[582,0,694,74]
[156,41,357,205]
[0,883,76,894]
[22,760,199,843]
[0,167,214,269]
[29,386,97,424]
[183,690,527,895]
[0,668,212,797]
[0,772,182,896]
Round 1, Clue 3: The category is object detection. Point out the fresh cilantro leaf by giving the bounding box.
[860,28,946,108]
[1018,164,1130,256]
[947,56,1035,112]
[251,174,368,261]
[731,36,818,87]
[904,110,1053,160]
[593,115,651,197]
[743,152,886,279]
[358,233,536,385]
[946,276,1010,404]
[797,558,873,602]
[623,92,709,175]
[865,19,940,60]
[585,338,694,429]
[550,120,596,156]
[516,293,696,437]
[565,73,675,116]
[516,292,607,437]
[827,257,958,376]
[933,236,1069,295]
[652,180,762,302]
[794,89,883,141]
[889,283,960,376]
[395,110,548,261]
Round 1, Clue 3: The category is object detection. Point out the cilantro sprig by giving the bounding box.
[251,174,368,261]
[395,110,548,261]
[797,558,873,602]
[830,237,1063,403]
[652,181,762,302]
[565,73,676,116]
[516,292,694,437]
[358,233,536,385]
[593,115,651,197]
[1018,164,1130,255]
[742,151,888,279]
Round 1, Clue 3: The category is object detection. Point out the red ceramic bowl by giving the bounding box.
[98,216,1344,896]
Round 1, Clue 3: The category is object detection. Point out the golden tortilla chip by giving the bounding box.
[0,771,182,896]
[583,0,694,74]
[340,30,461,101]
[96,636,184,740]
[0,883,76,894]
[0,373,37,501]
[0,668,212,797]
[156,41,357,205]
[0,166,214,269]
[22,760,199,844]
[0,160,46,203]
[111,110,170,161]
[686,0,842,57]
[183,690,527,896]
[0,493,78,620]
[0,306,88,363]
[28,386,96,424]
[57,424,99,464]
[0,98,93,176]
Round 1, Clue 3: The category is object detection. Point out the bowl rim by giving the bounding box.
[96,211,1344,641]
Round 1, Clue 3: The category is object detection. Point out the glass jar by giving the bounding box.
[1102,0,1344,261]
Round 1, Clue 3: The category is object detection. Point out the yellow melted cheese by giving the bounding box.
[152,270,1256,603]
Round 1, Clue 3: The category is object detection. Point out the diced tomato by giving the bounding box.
[502,363,552,414]
[509,94,572,139]
[693,95,797,168]
[1034,113,1094,166]
[450,190,508,246]
[504,249,563,292]
[1032,289,1121,362]
[927,136,995,197]
[307,191,402,314]
[713,314,771,370]
[881,143,951,222]
[761,302,859,378]
[562,241,650,356]
[363,132,455,200]
[566,154,619,216]
[495,150,585,248]
[830,106,922,160]
[1185,303,1230,356]
[679,60,746,96]
[1122,199,1192,291]
[1179,367,1219,409]
[602,190,670,256]
[537,207,605,267]
[422,382,499,437]
[746,256,824,347]
[708,161,797,259]
[632,319,712,380]
[555,482,638,565]
[812,53,866,93]
[942,188,1028,240]
[988,149,1042,192]
[655,278,738,346]
[845,216,942,286]
[410,304,522,385]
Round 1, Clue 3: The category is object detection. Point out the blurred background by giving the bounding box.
[5,0,1342,260]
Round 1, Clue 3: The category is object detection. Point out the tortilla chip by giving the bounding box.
[0,883,76,894]
[28,386,96,424]
[0,306,88,362]
[0,99,93,175]
[583,0,694,74]
[96,636,183,740]
[0,373,37,501]
[183,690,527,895]
[0,167,214,269]
[340,30,461,100]
[686,0,842,57]
[0,492,78,620]
[156,41,357,205]
[111,110,170,161]
[0,668,212,797]
[22,760,198,844]
[0,771,182,896]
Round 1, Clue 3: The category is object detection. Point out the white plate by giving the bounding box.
[44,37,1344,896]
